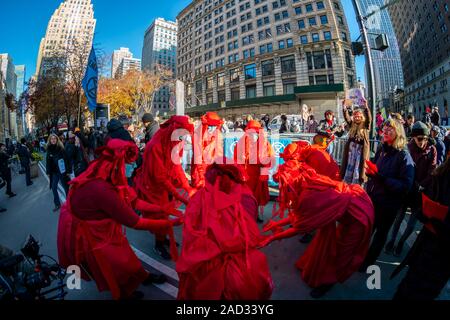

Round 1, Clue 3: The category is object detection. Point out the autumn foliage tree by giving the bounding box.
[98,65,173,118]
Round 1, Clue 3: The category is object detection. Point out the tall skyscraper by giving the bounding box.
[35,0,96,77]
[177,0,356,118]
[0,54,18,141]
[356,0,404,110]
[15,65,26,98]
[111,47,133,79]
[389,0,450,122]
[115,57,142,78]
[15,65,27,137]
[142,18,178,113]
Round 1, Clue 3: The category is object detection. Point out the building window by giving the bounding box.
[267,43,273,52]
[345,50,352,68]
[306,3,313,12]
[309,76,315,85]
[315,75,328,85]
[218,90,226,102]
[334,2,340,10]
[230,67,240,82]
[312,33,320,42]
[320,15,328,25]
[281,55,295,73]
[328,74,334,84]
[341,32,348,42]
[263,82,275,96]
[298,19,305,29]
[279,40,285,49]
[244,63,256,79]
[217,72,225,87]
[283,80,296,94]
[295,7,302,15]
[325,49,332,68]
[195,80,203,93]
[317,1,325,10]
[206,93,214,104]
[309,17,317,26]
[231,87,240,100]
[206,76,214,89]
[313,51,326,69]
[337,15,344,25]
[286,38,293,47]
[260,45,267,54]
[246,85,257,98]
[348,74,354,88]
[300,35,308,44]
[324,31,332,40]
[262,59,275,76]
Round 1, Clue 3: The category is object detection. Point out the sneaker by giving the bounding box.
[384,240,395,254]
[142,273,167,286]
[310,284,334,299]
[154,244,171,260]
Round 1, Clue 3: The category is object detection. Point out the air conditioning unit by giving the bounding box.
[375,34,389,51]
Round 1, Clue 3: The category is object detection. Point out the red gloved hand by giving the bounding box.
[365,160,379,176]
[134,218,171,234]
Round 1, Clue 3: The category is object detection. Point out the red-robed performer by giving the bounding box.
[57,139,182,300]
[134,115,196,260]
[191,111,224,189]
[260,142,374,298]
[234,120,275,223]
[176,158,274,300]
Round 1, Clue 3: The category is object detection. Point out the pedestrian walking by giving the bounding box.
[17,138,33,187]
[46,134,70,211]
[431,106,441,126]
[359,118,415,270]
[0,143,16,198]
[341,101,372,185]
[65,132,88,177]
[385,121,437,256]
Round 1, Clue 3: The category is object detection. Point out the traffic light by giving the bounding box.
[352,42,364,56]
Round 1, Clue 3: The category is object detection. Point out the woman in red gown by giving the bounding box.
[260,142,374,298]
[133,115,195,260]
[234,120,275,222]
[191,111,224,189]
[57,139,181,300]
[176,159,273,300]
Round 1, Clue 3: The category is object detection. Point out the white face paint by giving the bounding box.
[251,133,259,142]
[183,135,192,144]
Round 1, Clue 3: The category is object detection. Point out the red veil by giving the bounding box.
[266,142,374,288]
[134,115,194,207]
[191,112,224,189]
[57,139,148,299]
[176,160,273,300]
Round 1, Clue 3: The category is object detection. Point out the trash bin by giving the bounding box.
[30,161,39,179]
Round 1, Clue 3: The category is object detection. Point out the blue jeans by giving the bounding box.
[50,173,62,207]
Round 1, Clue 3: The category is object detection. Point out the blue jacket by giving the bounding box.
[366,143,415,210]
[434,138,446,166]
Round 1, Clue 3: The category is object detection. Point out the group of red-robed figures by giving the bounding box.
[57,112,375,300]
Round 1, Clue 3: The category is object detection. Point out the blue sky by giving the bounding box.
[0,0,365,82]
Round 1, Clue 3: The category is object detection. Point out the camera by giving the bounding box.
[0,235,67,300]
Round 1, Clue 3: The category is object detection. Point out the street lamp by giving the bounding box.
[351,0,402,139]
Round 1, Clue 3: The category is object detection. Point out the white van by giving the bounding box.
[268,115,303,133]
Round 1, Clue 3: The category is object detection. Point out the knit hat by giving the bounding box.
[411,121,430,137]
[142,113,154,123]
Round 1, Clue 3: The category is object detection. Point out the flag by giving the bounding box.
[82,46,98,111]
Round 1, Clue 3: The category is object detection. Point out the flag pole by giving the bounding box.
[77,85,82,128]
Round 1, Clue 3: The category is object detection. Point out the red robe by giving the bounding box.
[234,134,274,207]
[58,179,148,300]
[176,164,273,300]
[296,143,341,181]
[273,160,374,288]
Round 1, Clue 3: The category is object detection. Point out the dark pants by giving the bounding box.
[50,173,62,207]
[1,169,12,194]
[394,229,450,300]
[23,163,31,185]
[362,204,399,267]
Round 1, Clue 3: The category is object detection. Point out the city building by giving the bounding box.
[35,0,96,77]
[115,57,142,78]
[142,18,178,113]
[15,65,27,137]
[0,53,18,142]
[389,0,450,123]
[111,47,133,79]
[176,0,356,119]
[356,0,404,113]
